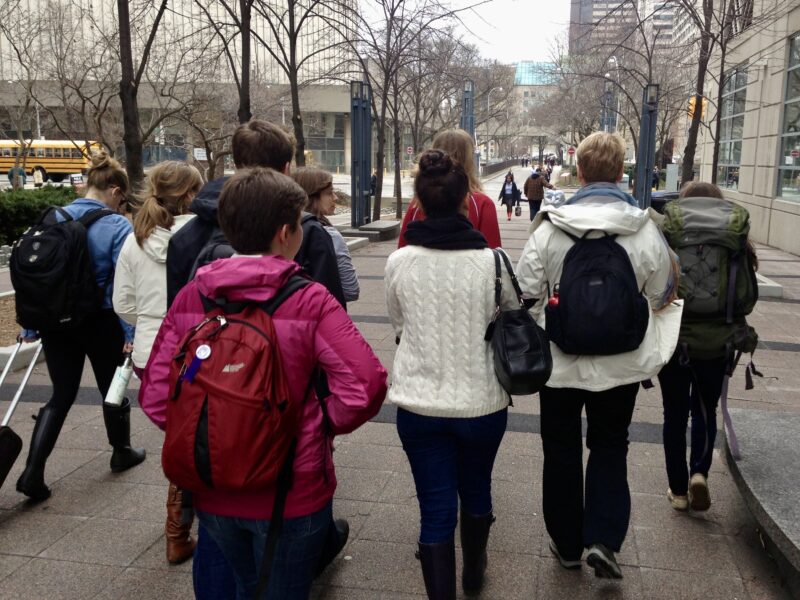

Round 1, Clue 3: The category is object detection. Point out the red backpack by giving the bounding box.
[161,275,310,493]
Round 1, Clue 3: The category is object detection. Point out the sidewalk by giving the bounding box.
[0,180,795,598]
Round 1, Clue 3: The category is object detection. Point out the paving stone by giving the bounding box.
[377,470,418,505]
[339,421,402,447]
[333,467,392,502]
[634,526,740,576]
[311,586,425,599]
[333,441,408,471]
[0,554,30,582]
[631,492,725,535]
[0,557,122,599]
[93,567,193,600]
[24,478,136,519]
[69,451,168,486]
[492,478,540,516]
[356,502,420,545]
[329,499,376,542]
[536,557,644,599]
[40,517,164,567]
[97,482,168,522]
[0,510,86,556]
[639,568,747,600]
[129,536,193,573]
[489,512,542,556]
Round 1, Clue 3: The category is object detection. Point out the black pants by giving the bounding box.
[528,200,541,221]
[540,383,638,559]
[658,352,727,495]
[40,310,124,419]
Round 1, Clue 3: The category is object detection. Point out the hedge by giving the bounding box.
[0,186,78,246]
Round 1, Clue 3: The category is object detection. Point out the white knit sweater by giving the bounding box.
[385,246,518,418]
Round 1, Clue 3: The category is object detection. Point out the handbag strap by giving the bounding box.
[491,249,524,307]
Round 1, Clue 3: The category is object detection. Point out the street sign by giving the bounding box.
[193,148,208,161]
[567,147,575,156]
[406,146,414,155]
[791,150,800,158]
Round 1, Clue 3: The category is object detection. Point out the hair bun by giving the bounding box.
[90,150,112,170]
[418,149,454,177]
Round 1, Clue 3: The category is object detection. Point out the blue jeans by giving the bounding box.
[396,407,508,544]
[193,524,237,600]
[658,352,727,495]
[197,501,332,600]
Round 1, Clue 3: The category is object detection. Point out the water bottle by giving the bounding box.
[104,353,133,407]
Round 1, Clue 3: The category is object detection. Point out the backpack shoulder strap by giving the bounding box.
[76,208,115,228]
[262,274,312,315]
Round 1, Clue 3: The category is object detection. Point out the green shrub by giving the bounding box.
[0,186,78,246]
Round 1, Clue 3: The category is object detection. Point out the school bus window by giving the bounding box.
[52,148,62,158]
[45,148,53,158]
[1,148,10,157]
[36,148,45,158]
[72,149,82,158]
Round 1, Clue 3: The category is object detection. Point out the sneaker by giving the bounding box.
[586,543,623,579]
[667,488,688,511]
[548,540,582,570]
[689,473,711,511]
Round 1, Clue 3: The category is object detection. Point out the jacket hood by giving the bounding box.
[188,177,229,223]
[530,172,541,179]
[194,254,303,302]
[142,214,195,263]
[536,199,650,237]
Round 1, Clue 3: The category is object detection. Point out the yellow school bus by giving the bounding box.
[0,139,101,181]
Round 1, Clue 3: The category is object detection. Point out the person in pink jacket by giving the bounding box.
[139,167,388,599]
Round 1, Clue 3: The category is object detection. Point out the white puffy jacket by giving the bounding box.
[516,199,683,392]
[113,214,195,368]
[385,246,518,418]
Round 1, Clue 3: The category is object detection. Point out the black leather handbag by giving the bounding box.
[485,249,552,395]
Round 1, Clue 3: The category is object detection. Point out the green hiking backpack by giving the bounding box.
[662,196,758,359]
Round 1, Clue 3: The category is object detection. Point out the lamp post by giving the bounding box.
[460,80,479,171]
[634,83,660,209]
[486,86,503,162]
[608,56,621,133]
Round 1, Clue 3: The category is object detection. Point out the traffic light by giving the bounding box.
[688,96,707,119]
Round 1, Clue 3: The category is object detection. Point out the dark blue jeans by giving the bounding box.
[658,352,727,495]
[197,501,332,600]
[396,407,508,544]
[193,524,237,600]
[540,384,638,559]
[528,200,541,221]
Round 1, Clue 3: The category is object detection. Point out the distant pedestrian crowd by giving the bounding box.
[8,122,759,599]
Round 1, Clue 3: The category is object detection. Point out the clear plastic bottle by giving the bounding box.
[104,354,133,407]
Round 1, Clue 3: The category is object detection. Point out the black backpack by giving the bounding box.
[11,206,114,332]
[545,231,649,355]
[187,225,234,283]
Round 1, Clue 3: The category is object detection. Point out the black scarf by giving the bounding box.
[403,214,488,250]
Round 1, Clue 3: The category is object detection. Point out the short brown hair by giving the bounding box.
[134,161,203,246]
[232,120,295,170]
[679,181,724,199]
[218,167,306,254]
[414,149,469,218]
[577,132,626,183]
[291,167,333,218]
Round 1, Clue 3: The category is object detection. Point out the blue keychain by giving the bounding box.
[183,344,211,383]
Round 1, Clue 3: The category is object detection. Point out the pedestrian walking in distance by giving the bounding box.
[523,167,555,221]
[517,132,681,579]
[498,172,521,221]
[112,160,203,564]
[386,149,518,599]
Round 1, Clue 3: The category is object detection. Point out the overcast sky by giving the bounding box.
[454,0,571,64]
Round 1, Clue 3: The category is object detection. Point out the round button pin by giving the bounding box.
[196,344,212,360]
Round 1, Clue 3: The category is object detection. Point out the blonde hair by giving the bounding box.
[291,167,334,223]
[432,129,481,192]
[134,161,203,246]
[576,132,626,184]
[86,150,129,194]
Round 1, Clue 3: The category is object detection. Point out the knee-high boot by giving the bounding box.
[417,540,456,600]
[102,398,146,472]
[460,511,495,595]
[165,483,196,564]
[16,405,67,501]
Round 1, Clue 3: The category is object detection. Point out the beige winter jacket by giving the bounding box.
[516,199,683,391]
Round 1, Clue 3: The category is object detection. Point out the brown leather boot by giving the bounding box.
[165,483,195,564]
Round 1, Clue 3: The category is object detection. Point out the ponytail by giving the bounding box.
[133,161,202,246]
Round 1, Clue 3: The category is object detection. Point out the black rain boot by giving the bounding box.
[314,518,350,577]
[417,540,456,600]
[102,398,146,473]
[460,511,495,595]
[16,406,66,502]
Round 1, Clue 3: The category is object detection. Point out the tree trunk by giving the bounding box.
[681,7,712,184]
[117,0,144,188]
[710,41,728,184]
[393,123,402,220]
[237,0,252,123]
[288,8,305,166]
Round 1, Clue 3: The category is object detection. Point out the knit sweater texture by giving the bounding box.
[385,246,517,418]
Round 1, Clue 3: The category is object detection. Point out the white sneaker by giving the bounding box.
[667,488,688,511]
[689,473,711,511]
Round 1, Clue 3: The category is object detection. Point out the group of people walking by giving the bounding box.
[10,122,758,599]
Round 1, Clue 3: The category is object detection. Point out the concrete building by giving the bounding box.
[696,0,800,254]
[569,0,639,54]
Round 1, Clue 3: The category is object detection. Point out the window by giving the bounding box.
[717,65,747,190]
[779,34,800,200]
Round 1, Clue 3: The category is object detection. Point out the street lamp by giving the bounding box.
[607,56,622,133]
[486,86,503,161]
